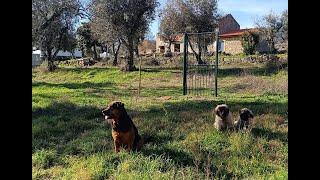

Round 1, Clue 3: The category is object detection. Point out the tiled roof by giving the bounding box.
[219,28,257,38]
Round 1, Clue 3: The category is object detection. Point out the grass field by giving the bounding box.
[32,60,288,179]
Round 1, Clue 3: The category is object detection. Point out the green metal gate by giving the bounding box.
[183,31,219,96]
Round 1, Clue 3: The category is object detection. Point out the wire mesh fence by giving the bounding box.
[183,32,218,96]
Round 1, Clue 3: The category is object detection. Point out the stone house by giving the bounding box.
[156,14,268,55]
[138,40,156,55]
[155,35,184,54]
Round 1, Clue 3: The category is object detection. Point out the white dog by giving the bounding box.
[214,104,234,131]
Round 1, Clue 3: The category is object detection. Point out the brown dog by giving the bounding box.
[234,108,254,131]
[102,101,143,152]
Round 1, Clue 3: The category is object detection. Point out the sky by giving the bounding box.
[149,0,288,38]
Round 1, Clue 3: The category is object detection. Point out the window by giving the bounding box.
[215,41,224,52]
[219,41,224,52]
[174,44,180,52]
[159,46,165,53]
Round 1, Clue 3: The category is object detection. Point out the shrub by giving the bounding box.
[145,58,160,66]
[241,31,259,55]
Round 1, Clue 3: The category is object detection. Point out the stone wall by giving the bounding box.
[222,36,271,55]
[223,37,243,55]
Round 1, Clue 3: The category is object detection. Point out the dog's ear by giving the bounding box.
[102,109,107,116]
[240,112,246,120]
[249,110,254,118]
[225,107,229,114]
[115,101,124,109]
[214,106,218,115]
[214,106,221,116]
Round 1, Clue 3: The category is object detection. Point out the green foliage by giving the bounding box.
[241,31,259,55]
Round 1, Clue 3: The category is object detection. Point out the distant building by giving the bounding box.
[138,40,156,55]
[32,49,83,66]
[156,14,269,55]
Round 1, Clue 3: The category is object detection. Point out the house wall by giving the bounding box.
[156,14,244,54]
[223,37,243,55]
[170,43,175,53]
[139,40,156,54]
[156,35,166,53]
[218,14,240,34]
[222,36,271,55]
[157,35,269,55]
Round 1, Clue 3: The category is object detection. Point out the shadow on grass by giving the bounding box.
[130,99,286,166]
[218,62,288,77]
[32,81,114,90]
[140,61,287,78]
[251,127,288,143]
[32,101,102,119]
[57,67,111,73]
[33,81,136,98]
[142,146,194,167]
[159,99,287,117]
[32,98,287,158]
[129,99,287,142]
[143,133,173,145]
[32,101,107,153]
[141,66,182,72]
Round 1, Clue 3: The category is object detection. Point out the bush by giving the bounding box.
[241,31,259,55]
[164,52,172,57]
[145,58,160,66]
[264,55,285,72]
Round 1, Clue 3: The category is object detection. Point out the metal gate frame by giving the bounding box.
[183,31,219,96]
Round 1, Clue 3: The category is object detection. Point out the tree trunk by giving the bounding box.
[124,37,136,71]
[188,39,203,64]
[80,46,84,58]
[46,48,55,72]
[135,45,139,58]
[127,46,135,71]
[197,43,203,64]
[197,35,204,64]
[112,42,121,66]
[93,44,97,60]
[112,43,117,66]
[268,40,276,54]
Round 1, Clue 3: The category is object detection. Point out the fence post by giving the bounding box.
[138,56,142,97]
[183,33,188,95]
[215,29,219,97]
